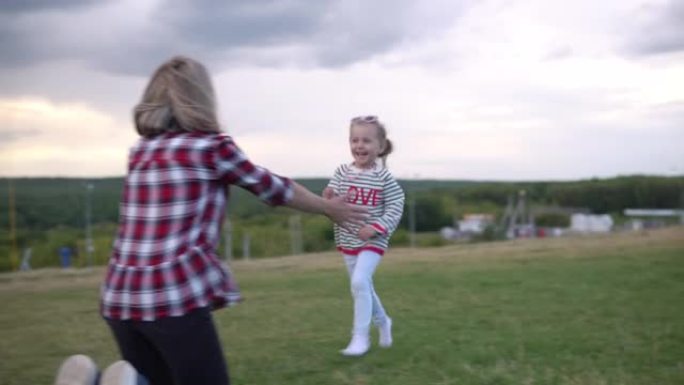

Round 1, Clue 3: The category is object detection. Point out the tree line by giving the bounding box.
[1,175,682,231]
[0,175,682,271]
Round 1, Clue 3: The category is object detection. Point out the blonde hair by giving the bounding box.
[134,56,220,137]
[350,115,394,165]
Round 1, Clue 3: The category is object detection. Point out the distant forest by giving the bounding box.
[2,175,682,231]
[1,175,682,271]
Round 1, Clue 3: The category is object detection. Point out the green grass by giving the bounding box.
[1,228,683,385]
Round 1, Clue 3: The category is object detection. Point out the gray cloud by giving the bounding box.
[543,45,574,61]
[0,0,468,75]
[0,128,40,147]
[0,22,30,67]
[0,10,79,69]
[163,0,328,48]
[625,0,684,56]
[0,0,102,13]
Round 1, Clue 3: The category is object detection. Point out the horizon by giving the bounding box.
[2,173,682,184]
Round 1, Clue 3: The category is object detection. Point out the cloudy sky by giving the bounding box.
[1,0,682,181]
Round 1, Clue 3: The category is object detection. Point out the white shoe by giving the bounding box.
[100,361,138,385]
[54,355,98,385]
[341,334,370,356]
[378,317,393,348]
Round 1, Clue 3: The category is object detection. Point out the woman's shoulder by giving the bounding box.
[192,132,240,151]
[203,131,233,143]
[137,131,230,142]
[131,132,236,155]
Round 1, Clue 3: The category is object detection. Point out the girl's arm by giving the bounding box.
[370,174,405,237]
[323,165,343,199]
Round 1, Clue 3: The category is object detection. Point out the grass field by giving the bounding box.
[1,227,683,385]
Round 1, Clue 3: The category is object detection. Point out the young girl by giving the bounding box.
[93,56,367,385]
[323,115,405,356]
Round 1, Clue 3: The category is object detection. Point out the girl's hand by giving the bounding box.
[322,187,336,200]
[358,225,378,241]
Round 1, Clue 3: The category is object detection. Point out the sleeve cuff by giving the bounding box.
[371,223,388,235]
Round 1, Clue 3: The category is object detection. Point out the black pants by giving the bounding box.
[106,307,230,385]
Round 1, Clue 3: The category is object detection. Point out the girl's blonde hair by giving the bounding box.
[134,56,220,137]
[350,115,394,165]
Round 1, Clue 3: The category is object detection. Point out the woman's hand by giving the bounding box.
[286,182,366,228]
[323,195,367,228]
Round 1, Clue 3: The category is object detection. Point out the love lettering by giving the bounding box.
[346,186,380,206]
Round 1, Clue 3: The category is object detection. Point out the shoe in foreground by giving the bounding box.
[54,355,98,385]
[341,334,370,356]
[378,317,393,348]
[100,361,141,385]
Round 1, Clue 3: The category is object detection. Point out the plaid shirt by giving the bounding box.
[101,132,293,321]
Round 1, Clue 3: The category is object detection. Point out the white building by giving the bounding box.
[458,214,495,234]
[570,214,613,233]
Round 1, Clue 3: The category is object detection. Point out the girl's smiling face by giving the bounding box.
[349,123,383,169]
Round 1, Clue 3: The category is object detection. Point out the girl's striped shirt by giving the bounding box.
[327,162,405,255]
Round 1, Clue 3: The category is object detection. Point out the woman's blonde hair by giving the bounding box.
[350,115,394,165]
[134,56,220,137]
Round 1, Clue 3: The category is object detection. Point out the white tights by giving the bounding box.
[343,250,389,336]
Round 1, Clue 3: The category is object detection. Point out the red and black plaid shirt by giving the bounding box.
[101,132,293,321]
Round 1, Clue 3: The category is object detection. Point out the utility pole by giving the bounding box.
[680,185,684,225]
[408,173,420,248]
[224,216,233,263]
[500,190,529,239]
[499,195,514,237]
[85,183,94,267]
[408,194,416,248]
[8,180,18,271]
[242,233,251,261]
[289,215,302,255]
